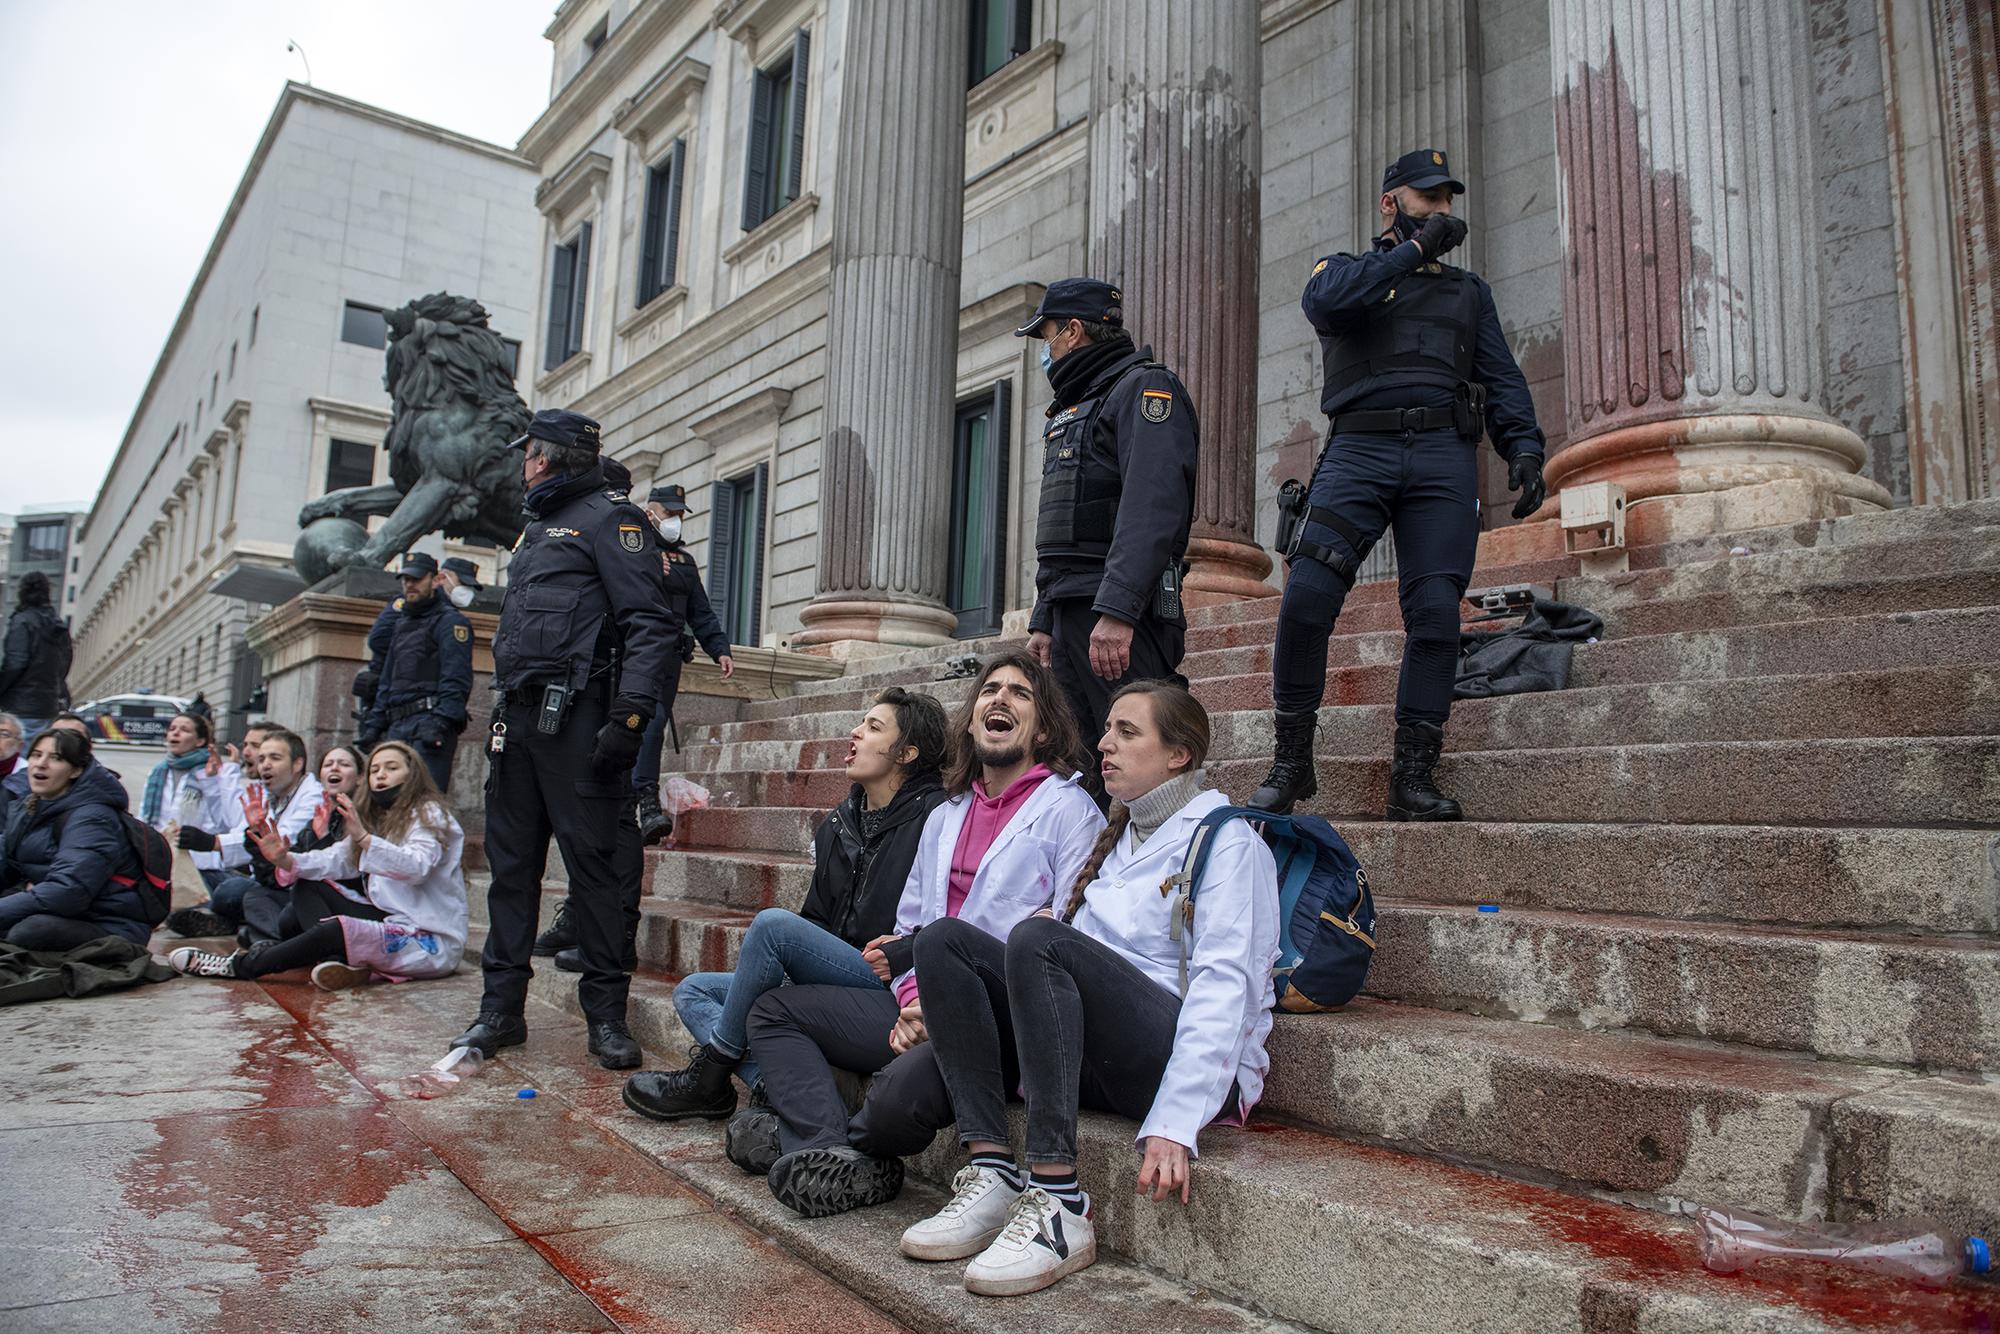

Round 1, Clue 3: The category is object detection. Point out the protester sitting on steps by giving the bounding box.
[140,711,245,896]
[167,728,322,939]
[901,681,1280,1297]
[168,740,469,991]
[739,652,1108,1221]
[621,686,955,1120]
[238,744,367,946]
[0,728,153,950]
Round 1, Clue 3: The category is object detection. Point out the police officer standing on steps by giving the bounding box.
[1249,148,1548,819]
[359,551,474,790]
[1020,278,1198,784]
[453,409,677,1072]
[633,483,733,843]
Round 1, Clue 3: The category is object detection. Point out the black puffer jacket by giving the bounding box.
[0,605,71,720]
[800,774,949,948]
[0,764,148,946]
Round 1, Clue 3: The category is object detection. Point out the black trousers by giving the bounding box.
[1046,595,1186,780]
[746,983,956,1159]
[4,914,110,952]
[387,715,457,792]
[917,914,1181,1166]
[480,691,636,1022]
[238,880,391,977]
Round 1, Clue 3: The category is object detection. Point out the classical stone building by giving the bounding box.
[516,0,1996,650]
[0,506,87,621]
[70,84,540,730]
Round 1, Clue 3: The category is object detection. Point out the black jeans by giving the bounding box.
[916,914,1182,1166]
[746,983,956,1159]
[5,914,111,952]
[238,880,390,978]
[1046,596,1185,787]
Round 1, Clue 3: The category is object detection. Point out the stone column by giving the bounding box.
[794,0,970,648]
[1543,0,1890,532]
[1353,0,1481,266]
[1087,0,1273,604]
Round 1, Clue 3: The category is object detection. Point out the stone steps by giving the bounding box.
[523,968,2000,1334]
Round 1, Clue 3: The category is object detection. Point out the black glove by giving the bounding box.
[590,696,652,776]
[177,826,219,852]
[1509,453,1547,520]
[351,668,379,702]
[1415,213,1468,261]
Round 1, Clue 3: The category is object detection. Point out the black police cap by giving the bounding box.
[1013,278,1124,337]
[508,408,603,453]
[1382,148,1465,195]
[647,483,688,512]
[396,551,439,579]
[440,556,482,589]
[601,456,633,491]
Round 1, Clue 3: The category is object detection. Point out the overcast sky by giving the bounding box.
[0,0,555,518]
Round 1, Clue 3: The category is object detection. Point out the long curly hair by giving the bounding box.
[940,651,1083,797]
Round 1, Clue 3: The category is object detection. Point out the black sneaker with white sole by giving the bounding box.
[767,1145,904,1218]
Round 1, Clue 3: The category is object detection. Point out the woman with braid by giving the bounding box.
[901,681,1280,1297]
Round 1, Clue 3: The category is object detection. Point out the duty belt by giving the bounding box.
[385,697,439,722]
[1330,405,1458,435]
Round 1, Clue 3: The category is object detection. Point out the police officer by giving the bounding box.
[454,409,677,1071]
[633,483,732,843]
[439,555,484,608]
[352,558,480,741]
[1019,278,1198,779]
[360,552,474,790]
[1249,148,1547,819]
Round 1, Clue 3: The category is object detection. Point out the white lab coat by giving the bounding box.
[890,770,1105,991]
[152,761,247,872]
[215,775,323,871]
[1068,788,1280,1155]
[287,801,468,977]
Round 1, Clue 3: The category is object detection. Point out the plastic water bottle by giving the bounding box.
[1695,1205,1992,1286]
[401,1046,486,1099]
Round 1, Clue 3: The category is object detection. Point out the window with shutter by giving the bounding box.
[639,163,664,306]
[640,140,688,307]
[742,66,775,231]
[948,383,1012,638]
[707,467,769,645]
[545,240,576,371]
[969,0,1030,85]
[784,30,809,204]
[707,477,739,637]
[567,221,592,361]
[663,138,686,289]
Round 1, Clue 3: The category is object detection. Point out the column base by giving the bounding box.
[1183,534,1276,609]
[790,595,959,652]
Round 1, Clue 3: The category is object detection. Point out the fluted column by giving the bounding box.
[1544,0,1890,527]
[1353,0,1481,267]
[794,0,969,647]
[1087,0,1272,604]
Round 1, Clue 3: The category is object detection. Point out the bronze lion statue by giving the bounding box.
[296,293,530,577]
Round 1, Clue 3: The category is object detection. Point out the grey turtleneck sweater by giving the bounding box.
[1123,769,1206,847]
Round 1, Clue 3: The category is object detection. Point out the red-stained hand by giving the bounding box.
[1136,1137,1192,1205]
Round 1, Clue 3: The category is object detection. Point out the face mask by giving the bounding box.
[368,783,404,809]
[655,516,682,543]
[1391,206,1425,245]
[1039,342,1054,379]
[448,585,475,608]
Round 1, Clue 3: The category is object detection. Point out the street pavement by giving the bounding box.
[0,954,909,1332]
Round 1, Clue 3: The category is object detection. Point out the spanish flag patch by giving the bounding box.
[1141,389,1173,423]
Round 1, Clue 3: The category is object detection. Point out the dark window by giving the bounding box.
[228,342,238,378]
[949,383,1012,638]
[583,16,608,57]
[968,0,1032,86]
[340,301,388,349]
[639,138,688,305]
[325,439,375,493]
[250,306,259,346]
[501,338,522,378]
[545,222,593,371]
[210,372,219,404]
[706,464,768,646]
[742,29,810,231]
[21,522,65,563]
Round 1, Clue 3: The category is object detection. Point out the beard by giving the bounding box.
[974,739,1027,772]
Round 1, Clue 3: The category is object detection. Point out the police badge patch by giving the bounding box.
[453,624,469,643]
[618,524,645,553]
[1141,389,1173,423]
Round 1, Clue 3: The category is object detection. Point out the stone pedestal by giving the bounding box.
[794,0,970,647]
[1086,0,1273,605]
[1544,0,1890,535]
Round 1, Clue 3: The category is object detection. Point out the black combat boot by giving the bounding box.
[588,1019,642,1070]
[553,935,639,973]
[622,1043,741,1121]
[1386,721,1463,822]
[532,898,575,957]
[636,788,674,847]
[725,1087,782,1176]
[1246,710,1320,813]
[452,1011,528,1056]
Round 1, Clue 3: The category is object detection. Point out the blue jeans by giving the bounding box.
[209,874,259,926]
[671,909,885,1081]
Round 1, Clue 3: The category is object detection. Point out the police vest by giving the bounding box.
[1319,263,1480,415]
[1035,363,1155,561]
[381,602,444,699]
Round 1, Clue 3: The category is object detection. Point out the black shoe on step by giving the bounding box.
[768,1145,905,1218]
[726,1089,781,1175]
[532,899,576,957]
[166,907,232,938]
[452,1011,528,1057]
[588,1019,642,1070]
[621,1043,740,1121]
[554,943,639,974]
[1246,709,1320,813]
[636,788,674,847]
[1386,721,1463,822]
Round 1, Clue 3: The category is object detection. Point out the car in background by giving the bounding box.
[72,692,193,745]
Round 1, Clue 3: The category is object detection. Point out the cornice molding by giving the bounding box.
[536,147,614,219]
[613,55,710,154]
[520,0,700,163]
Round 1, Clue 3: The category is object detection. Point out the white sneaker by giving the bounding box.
[962,1185,1096,1296]
[168,947,242,979]
[310,961,372,991]
[900,1163,1023,1261]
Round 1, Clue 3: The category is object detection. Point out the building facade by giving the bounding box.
[518,0,1997,652]
[0,506,87,622]
[70,85,541,728]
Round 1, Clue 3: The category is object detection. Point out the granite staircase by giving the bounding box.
[507,497,2000,1332]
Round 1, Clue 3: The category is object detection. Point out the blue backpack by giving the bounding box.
[1166,805,1376,1013]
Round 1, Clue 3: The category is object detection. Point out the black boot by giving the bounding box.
[532,898,575,957]
[1386,721,1463,822]
[588,1019,642,1070]
[553,934,638,974]
[726,1088,782,1176]
[1247,709,1320,813]
[452,1011,528,1056]
[622,1043,741,1121]
[768,1145,905,1219]
[636,788,674,847]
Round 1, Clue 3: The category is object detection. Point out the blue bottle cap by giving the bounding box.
[1967,1236,1990,1274]
[517,1087,538,1099]
[1476,904,1500,913]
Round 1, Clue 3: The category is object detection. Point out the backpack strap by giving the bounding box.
[1164,805,1279,995]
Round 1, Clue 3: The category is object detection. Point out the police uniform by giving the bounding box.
[1021,278,1198,772]
[633,484,729,815]
[351,600,400,732]
[1251,149,1547,820]
[456,409,676,1070]
[363,551,474,790]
